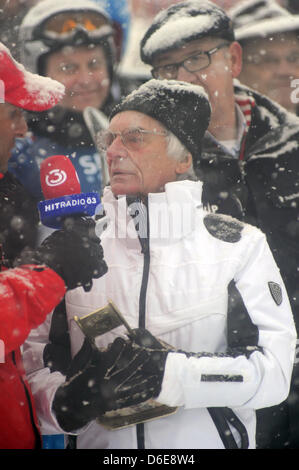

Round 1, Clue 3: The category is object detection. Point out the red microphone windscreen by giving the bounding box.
[40,155,81,200]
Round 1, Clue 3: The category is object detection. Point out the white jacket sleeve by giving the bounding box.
[157,231,297,410]
[23,314,67,435]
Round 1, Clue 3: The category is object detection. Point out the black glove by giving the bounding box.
[124,328,171,398]
[52,337,166,432]
[18,217,107,291]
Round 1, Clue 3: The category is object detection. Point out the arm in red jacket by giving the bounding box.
[0,265,66,354]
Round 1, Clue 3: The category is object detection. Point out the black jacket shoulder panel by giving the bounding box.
[203,213,244,243]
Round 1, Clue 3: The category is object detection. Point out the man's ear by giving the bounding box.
[228,41,243,78]
[175,153,192,175]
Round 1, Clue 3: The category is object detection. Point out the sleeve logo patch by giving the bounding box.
[268,282,283,306]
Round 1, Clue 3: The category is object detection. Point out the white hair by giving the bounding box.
[165,130,196,180]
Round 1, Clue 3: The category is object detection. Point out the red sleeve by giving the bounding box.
[0,265,66,354]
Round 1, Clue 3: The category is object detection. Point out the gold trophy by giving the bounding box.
[74,301,178,430]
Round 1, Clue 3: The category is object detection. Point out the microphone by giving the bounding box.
[38,155,101,229]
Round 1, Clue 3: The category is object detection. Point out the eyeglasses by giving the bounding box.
[243,53,299,67]
[151,43,229,79]
[34,11,112,44]
[97,127,168,151]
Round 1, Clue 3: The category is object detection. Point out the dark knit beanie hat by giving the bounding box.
[109,79,211,164]
[140,0,235,65]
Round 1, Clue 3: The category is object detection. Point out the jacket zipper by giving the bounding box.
[135,198,150,449]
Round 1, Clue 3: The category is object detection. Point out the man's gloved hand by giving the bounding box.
[52,336,168,433]
[124,328,171,399]
[18,217,108,291]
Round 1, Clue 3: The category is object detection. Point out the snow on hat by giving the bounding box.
[109,79,211,163]
[0,42,65,112]
[229,0,299,42]
[140,0,235,65]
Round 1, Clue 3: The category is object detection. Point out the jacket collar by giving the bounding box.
[101,180,204,242]
[201,81,299,162]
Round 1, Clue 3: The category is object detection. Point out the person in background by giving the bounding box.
[228,0,299,114]
[22,78,296,450]
[0,0,39,60]
[139,0,299,449]
[0,40,107,449]
[8,0,130,200]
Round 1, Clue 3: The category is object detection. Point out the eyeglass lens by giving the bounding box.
[99,129,144,151]
[153,43,228,79]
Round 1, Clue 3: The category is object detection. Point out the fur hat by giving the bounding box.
[110,79,211,163]
[140,0,235,65]
[0,42,64,111]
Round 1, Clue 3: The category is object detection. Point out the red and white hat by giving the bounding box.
[0,42,65,112]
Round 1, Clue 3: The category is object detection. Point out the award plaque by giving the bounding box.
[74,301,178,430]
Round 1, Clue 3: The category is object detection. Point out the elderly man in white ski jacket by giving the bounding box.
[23,80,296,450]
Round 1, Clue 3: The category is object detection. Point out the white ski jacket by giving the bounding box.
[24,180,296,449]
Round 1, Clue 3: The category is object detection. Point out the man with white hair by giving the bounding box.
[23,79,296,449]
